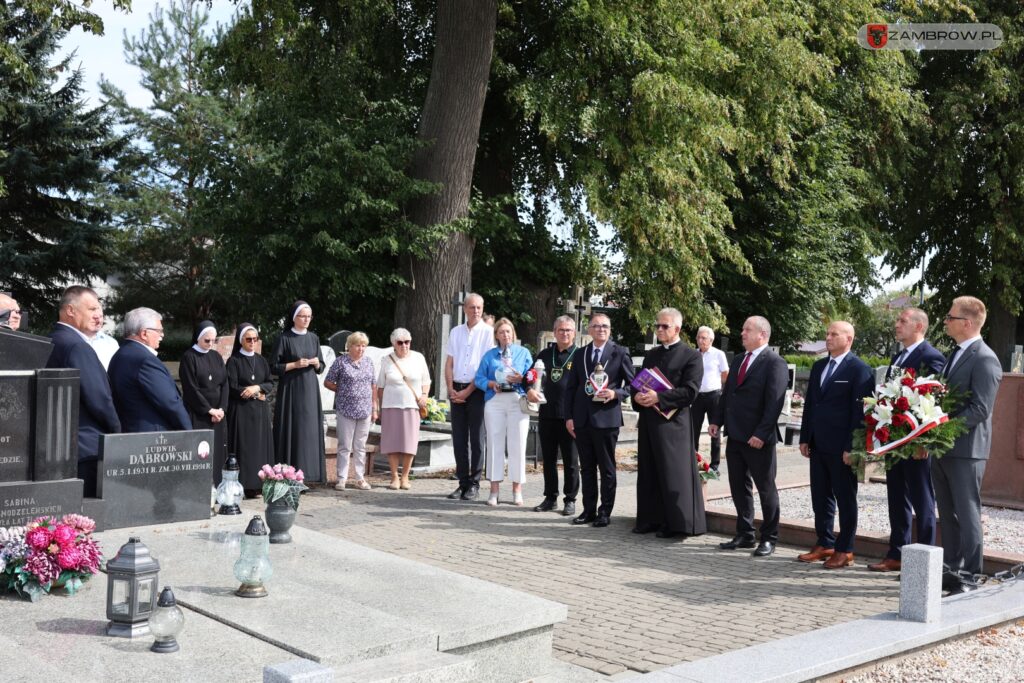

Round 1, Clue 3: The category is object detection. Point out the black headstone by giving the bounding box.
[33,368,80,481]
[0,328,53,370]
[327,330,352,357]
[99,429,215,530]
[0,371,34,481]
[0,479,84,528]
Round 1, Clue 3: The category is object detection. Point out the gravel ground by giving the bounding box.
[844,620,1024,682]
[707,482,1024,555]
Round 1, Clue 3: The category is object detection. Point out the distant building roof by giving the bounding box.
[795,340,827,354]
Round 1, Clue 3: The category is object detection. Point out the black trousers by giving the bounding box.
[78,459,99,498]
[451,389,485,490]
[690,390,722,468]
[576,426,619,516]
[540,418,579,502]
[725,438,780,542]
[809,448,858,552]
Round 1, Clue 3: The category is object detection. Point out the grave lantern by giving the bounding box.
[149,586,185,653]
[233,515,272,598]
[106,537,160,637]
[215,454,244,515]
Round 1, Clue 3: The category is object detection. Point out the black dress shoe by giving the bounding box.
[945,582,976,596]
[533,498,557,512]
[753,541,775,557]
[447,487,464,500]
[561,501,576,517]
[460,486,479,501]
[572,512,597,525]
[719,536,757,550]
[632,523,659,534]
[656,530,680,539]
[592,514,610,527]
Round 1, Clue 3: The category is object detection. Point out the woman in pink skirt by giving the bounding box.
[376,328,431,490]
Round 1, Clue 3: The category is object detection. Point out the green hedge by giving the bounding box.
[784,354,889,369]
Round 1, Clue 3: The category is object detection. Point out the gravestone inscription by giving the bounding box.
[0,479,83,527]
[0,371,34,482]
[100,429,215,530]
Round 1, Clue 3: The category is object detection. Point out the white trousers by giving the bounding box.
[336,415,371,483]
[484,392,529,483]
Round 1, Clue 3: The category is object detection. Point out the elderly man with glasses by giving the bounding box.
[108,307,191,433]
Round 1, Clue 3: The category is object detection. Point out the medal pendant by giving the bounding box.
[551,368,563,382]
[584,383,594,396]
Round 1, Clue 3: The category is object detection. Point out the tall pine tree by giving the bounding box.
[0,3,121,327]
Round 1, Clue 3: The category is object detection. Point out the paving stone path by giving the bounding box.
[289,446,900,678]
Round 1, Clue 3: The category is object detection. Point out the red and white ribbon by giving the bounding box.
[867,415,949,456]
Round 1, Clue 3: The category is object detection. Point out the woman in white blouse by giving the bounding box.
[377,328,431,490]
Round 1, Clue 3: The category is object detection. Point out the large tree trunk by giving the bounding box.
[394,1,498,383]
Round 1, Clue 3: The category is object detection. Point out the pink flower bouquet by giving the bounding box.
[0,514,103,602]
[258,463,308,509]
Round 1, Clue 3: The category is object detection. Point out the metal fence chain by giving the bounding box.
[944,562,1024,588]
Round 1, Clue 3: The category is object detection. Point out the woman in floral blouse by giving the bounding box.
[324,332,378,491]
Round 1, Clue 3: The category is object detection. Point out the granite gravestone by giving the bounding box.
[99,429,215,530]
[0,329,83,527]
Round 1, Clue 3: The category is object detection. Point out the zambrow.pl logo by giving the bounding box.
[858,23,1003,50]
[866,23,888,49]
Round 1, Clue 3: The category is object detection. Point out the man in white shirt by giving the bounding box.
[445,293,495,501]
[691,326,729,473]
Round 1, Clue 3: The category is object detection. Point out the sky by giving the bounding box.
[59,1,921,297]
[62,0,242,109]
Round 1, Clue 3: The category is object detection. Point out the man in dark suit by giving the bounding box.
[797,321,874,569]
[709,315,789,557]
[869,307,946,572]
[563,313,635,527]
[108,307,191,433]
[933,296,1002,594]
[46,286,121,497]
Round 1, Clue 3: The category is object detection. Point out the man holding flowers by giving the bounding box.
[933,297,1002,594]
[869,308,946,573]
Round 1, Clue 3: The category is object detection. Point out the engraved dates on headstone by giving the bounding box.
[100,429,215,531]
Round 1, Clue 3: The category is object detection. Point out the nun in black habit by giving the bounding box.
[270,300,326,483]
[180,320,229,484]
[630,308,707,537]
[226,323,275,495]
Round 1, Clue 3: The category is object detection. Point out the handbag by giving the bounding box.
[519,394,539,415]
[391,353,429,419]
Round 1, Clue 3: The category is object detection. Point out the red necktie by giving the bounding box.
[737,352,752,385]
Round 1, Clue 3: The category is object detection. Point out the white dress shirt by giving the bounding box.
[447,322,494,383]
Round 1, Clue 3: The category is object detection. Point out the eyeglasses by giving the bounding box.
[243,336,259,343]
[944,315,968,322]
[200,338,216,344]
[654,323,673,330]
[589,324,610,330]
[144,327,165,337]
[396,340,412,346]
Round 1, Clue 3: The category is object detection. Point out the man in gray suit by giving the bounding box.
[933,296,1002,594]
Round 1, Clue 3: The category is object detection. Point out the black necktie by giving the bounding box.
[943,346,962,377]
[821,358,837,387]
[592,347,600,366]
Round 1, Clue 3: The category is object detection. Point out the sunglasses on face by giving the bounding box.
[243,336,259,342]
[396,340,412,346]
[654,324,673,330]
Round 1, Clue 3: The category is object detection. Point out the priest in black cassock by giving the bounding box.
[226,323,275,496]
[631,307,707,538]
[180,321,229,484]
[271,301,326,483]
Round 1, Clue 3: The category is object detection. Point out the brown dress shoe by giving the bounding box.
[867,558,901,572]
[823,552,854,569]
[797,545,835,563]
